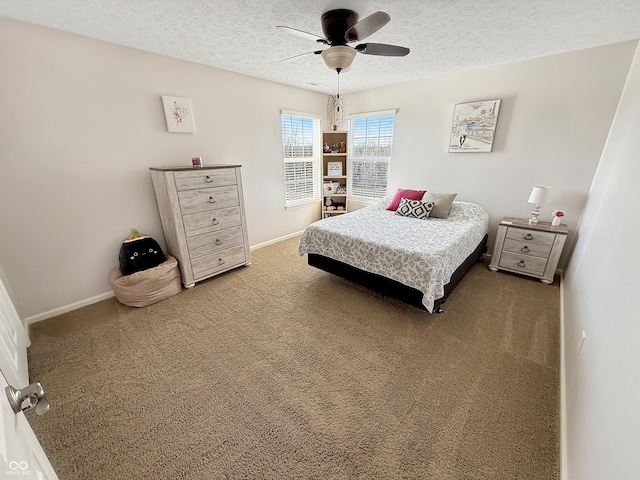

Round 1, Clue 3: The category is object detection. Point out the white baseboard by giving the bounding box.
[560,273,568,480]
[250,230,304,250]
[24,232,306,325]
[25,291,115,325]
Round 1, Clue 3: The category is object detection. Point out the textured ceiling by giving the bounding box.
[1,0,639,95]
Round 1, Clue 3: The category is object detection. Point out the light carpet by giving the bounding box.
[27,235,560,479]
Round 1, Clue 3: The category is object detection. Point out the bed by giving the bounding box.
[297,196,489,312]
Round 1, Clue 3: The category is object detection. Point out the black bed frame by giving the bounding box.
[308,234,488,313]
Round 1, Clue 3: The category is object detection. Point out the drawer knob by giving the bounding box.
[517,260,526,268]
[209,196,216,204]
[521,246,530,253]
[523,233,533,240]
[215,239,222,246]
[205,175,213,183]
[212,218,219,225]
[218,258,225,265]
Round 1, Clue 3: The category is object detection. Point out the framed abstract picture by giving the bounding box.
[161,95,195,133]
[448,99,501,153]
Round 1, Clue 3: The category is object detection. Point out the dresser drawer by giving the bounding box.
[186,226,244,259]
[498,251,548,277]
[178,185,239,215]
[503,237,553,258]
[174,168,237,191]
[182,206,241,237]
[191,244,247,279]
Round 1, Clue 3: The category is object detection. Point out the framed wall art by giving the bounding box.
[161,95,195,133]
[448,99,501,153]
[327,161,343,176]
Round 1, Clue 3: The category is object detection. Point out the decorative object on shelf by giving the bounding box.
[323,142,330,153]
[326,94,346,131]
[336,185,346,194]
[338,142,346,153]
[327,162,343,175]
[329,143,339,153]
[323,181,336,194]
[527,186,551,224]
[192,156,203,167]
[552,210,565,226]
[448,99,501,153]
[161,95,195,133]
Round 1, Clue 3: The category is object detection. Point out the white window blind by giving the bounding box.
[281,112,321,208]
[348,110,396,201]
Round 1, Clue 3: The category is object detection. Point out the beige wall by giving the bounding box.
[562,44,640,479]
[346,42,637,265]
[0,17,636,323]
[0,18,326,320]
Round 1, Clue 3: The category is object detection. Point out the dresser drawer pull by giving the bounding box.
[218,258,225,265]
[517,260,526,268]
[215,239,222,246]
[212,218,219,226]
[523,233,533,240]
[209,196,216,204]
[520,246,530,253]
[205,175,213,183]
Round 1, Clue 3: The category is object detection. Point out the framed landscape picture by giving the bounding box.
[448,99,501,153]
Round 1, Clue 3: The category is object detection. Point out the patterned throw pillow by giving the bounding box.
[395,198,435,219]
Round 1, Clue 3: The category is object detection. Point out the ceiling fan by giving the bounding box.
[276,9,410,73]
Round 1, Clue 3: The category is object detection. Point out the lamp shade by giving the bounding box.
[321,46,357,71]
[528,186,551,205]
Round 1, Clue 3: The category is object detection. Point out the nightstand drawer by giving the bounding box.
[503,238,553,258]
[505,227,555,247]
[498,251,548,277]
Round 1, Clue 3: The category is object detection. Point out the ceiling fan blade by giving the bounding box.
[355,43,410,56]
[279,50,323,63]
[276,26,328,44]
[344,11,390,42]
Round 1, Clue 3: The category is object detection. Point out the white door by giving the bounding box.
[0,271,58,479]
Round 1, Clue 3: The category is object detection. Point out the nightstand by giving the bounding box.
[488,217,568,284]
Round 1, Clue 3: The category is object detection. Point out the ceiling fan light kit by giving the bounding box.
[321,46,357,71]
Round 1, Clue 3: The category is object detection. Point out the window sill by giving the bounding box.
[285,199,321,211]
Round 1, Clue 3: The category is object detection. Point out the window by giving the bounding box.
[281,111,321,208]
[348,110,396,201]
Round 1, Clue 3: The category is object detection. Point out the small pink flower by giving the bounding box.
[553,210,565,217]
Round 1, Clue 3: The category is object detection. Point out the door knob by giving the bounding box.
[5,382,50,416]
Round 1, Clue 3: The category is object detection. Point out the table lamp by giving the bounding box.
[528,186,551,224]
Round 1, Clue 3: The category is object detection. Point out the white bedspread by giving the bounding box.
[298,198,489,312]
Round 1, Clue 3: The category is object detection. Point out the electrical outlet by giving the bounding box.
[577,330,586,356]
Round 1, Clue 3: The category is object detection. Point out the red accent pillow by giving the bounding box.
[386,188,427,211]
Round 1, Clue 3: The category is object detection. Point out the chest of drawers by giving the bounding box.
[488,217,568,284]
[149,165,251,288]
